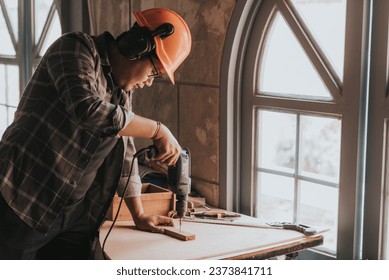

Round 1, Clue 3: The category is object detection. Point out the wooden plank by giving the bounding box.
[162,226,196,241]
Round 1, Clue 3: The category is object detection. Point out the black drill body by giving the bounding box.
[147,146,191,218]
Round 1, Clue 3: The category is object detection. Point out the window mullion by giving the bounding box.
[0,0,18,51]
[35,2,56,57]
[18,0,33,91]
[353,0,373,260]
[294,113,301,223]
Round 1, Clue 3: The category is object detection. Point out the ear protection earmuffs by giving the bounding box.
[117,23,174,60]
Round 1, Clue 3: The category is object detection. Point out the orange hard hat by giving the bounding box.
[133,8,192,84]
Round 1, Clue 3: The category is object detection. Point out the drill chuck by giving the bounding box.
[176,200,188,218]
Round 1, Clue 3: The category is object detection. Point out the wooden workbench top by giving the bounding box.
[100,215,325,260]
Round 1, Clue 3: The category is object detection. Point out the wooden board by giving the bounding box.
[162,226,196,241]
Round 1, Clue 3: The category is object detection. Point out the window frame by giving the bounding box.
[0,0,20,131]
[363,0,389,260]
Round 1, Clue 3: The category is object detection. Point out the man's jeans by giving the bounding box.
[0,194,90,260]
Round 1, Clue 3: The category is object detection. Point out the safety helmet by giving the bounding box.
[133,8,192,84]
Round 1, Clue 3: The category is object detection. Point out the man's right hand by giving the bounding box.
[152,123,181,166]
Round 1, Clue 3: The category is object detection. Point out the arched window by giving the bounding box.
[221,0,372,259]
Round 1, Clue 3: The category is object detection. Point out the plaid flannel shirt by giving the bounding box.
[0,32,142,235]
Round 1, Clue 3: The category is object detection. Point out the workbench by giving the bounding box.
[99,214,325,260]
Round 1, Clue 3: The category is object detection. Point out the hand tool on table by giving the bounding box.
[183,217,317,236]
[191,210,241,219]
[148,146,191,232]
[266,222,317,236]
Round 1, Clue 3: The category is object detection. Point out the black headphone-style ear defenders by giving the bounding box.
[117,23,174,60]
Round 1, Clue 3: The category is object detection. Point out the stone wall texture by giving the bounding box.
[88,0,130,36]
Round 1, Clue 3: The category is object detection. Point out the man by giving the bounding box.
[0,8,191,259]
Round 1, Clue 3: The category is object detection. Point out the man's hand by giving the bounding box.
[152,123,181,166]
[134,214,175,234]
[125,196,174,234]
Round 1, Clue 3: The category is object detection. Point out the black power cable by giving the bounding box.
[101,145,157,259]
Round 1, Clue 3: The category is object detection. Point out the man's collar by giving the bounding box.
[92,31,116,71]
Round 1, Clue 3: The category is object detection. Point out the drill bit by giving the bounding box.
[179,217,182,232]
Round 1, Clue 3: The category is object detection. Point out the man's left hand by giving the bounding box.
[134,214,175,233]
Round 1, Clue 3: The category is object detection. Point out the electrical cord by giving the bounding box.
[101,146,155,259]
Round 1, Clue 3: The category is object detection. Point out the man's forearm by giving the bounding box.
[124,196,145,224]
[119,114,158,139]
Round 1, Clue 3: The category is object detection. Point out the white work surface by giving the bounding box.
[100,216,325,260]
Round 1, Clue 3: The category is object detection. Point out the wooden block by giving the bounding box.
[106,183,176,221]
[161,227,196,241]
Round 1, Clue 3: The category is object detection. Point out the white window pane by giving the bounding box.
[300,116,341,183]
[0,105,7,137]
[39,8,61,56]
[5,65,19,106]
[7,106,16,125]
[3,0,18,39]
[35,0,53,45]
[256,172,294,222]
[300,180,338,253]
[257,110,296,172]
[0,64,5,104]
[291,0,346,80]
[300,115,341,183]
[258,12,332,100]
[0,5,15,56]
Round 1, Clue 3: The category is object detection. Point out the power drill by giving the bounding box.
[147,146,191,228]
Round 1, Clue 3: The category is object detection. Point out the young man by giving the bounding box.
[0,8,191,259]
